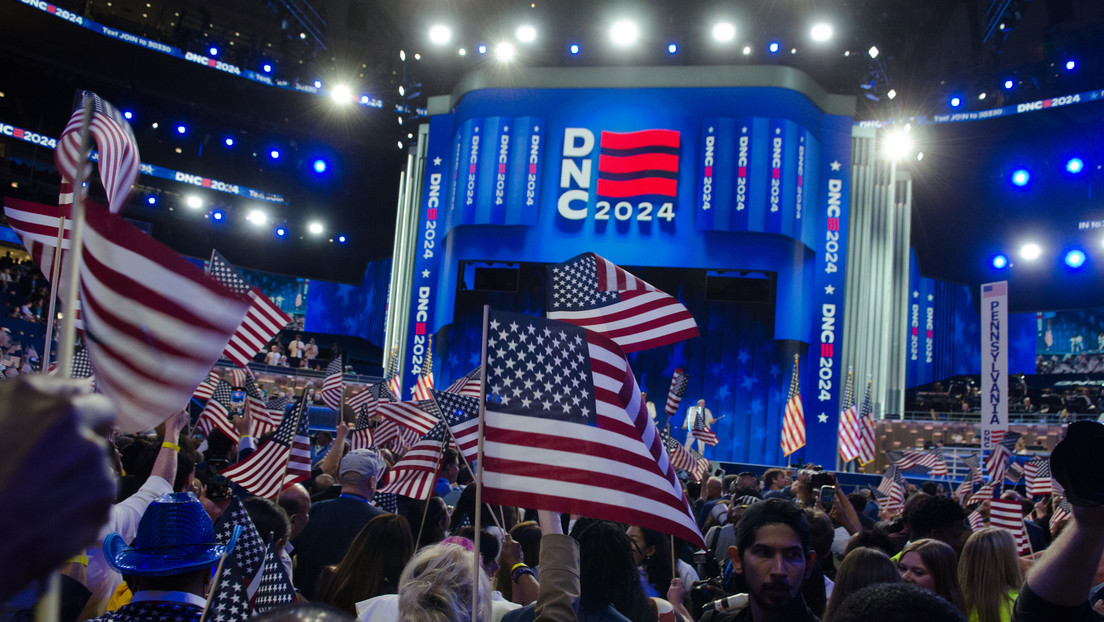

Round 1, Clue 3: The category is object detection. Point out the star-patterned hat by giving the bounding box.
[104,492,240,576]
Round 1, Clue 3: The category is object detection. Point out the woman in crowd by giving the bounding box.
[317,514,415,616]
[822,547,902,622]
[398,542,493,622]
[406,495,451,549]
[897,538,966,613]
[627,525,698,610]
[958,527,1023,622]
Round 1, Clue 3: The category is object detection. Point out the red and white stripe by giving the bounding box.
[193,369,220,401]
[989,498,1031,554]
[781,357,805,456]
[223,394,311,498]
[378,400,440,436]
[838,403,862,462]
[54,91,140,214]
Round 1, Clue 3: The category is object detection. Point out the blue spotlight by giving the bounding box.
[313,159,327,173]
[478,45,487,54]
[668,43,678,54]
[211,210,224,221]
[1011,169,1030,186]
[269,149,280,160]
[992,254,1008,269]
[337,235,347,243]
[1003,79,1014,90]
[313,80,322,89]
[569,43,580,55]
[146,195,157,205]
[769,41,780,53]
[950,96,961,107]
[209,46,218,57]
[224,137,234,147]
[1066,59,1076,71]
[1067,158,1084,173]
[1066,249,1086,268]
[275,227,287,237]
[176,124,187,134]
[262,63,273,73]
[123,110,133,120]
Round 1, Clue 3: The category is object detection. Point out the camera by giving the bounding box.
[206,474,230,501]
[800,465,835,489]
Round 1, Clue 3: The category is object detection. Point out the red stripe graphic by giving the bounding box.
[600,129,681,151]
[596,177,677,198]
[598,153,679,174]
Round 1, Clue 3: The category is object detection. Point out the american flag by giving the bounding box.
[781,355,805,456]
[412,337,435,401]
[46,344,94,382]
[372,491,399,514]
[76,205,249,433]
[1050,498,1072,536]
[321,355,345,411]
[54,91,139,214]
[838,369,862,462]
[196,380,239,440]
[660,426,696,474]
[954,477,975,504]
[546,252,698,354]
[213,495,267,595]
[373,418,403,451]
[963,454,984,483]
[969,481,997,505]
[989,498,1031,554]
[689,449,710,483]
[264,394,291,421]
[445,367,482,398]
[251,546,297,612]
[967,509,985,531]
[378,419,453,499]
[931,446,949,478]
[349,403,375,451]
[378,399,440,436]
[985,430,1021,481]
[222,389,312,498]
[886,449,946,475]
[876,464,907,516]
[243,372,279,437]
[664,368,689,426]
[1024,457,1052,497]
[206,251,291,367]
[431,389,481,465]
[1005,460,1025,484]
[206,544,250,622]
[479,310,704,547]
[347,380,386,411]
[386,345,402,400]
[857,376,877,465]
[596,129,680,200]
[193,368,220,401]
[689,405,719,446]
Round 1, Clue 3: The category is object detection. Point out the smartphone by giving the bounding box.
[820,485,836,511]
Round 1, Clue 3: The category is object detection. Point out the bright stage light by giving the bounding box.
[308,222,324,235]
[478,44,487,54]
[262,63,273,73]
[1066,60,1076,70]
[313,159,327,173]
[185,195,203,209]
[428,24,452,45]
[868,45,879,59]
[275,227,287,237]
[610,20,639,47]
[1065,250,1086,268]
[978,92,987,100]
[1011,169,1030,186]
[331,84,353,104]
[569,43,580,55]
[1020,243,1042,261]
[176,124,186,134]
[1004,79,1014,89]
[270,149,281,160]
[147,195,157,205]
[123,110,133,120]
[668,42,678,54]
[743,45,751,55]
[810,23,833,42]
[712,22,736,43]
[887,89,897,99]
[224,137,234,146]
[247,209,267,225]
[1067,158,1084,173]
[211,210,224,221]
[495,42,516,61]
[950,96,961,107]
[769,41,780,53]
[338,235,347,243]
[992,254,1008,269]
[516,25,536,43]
[313,80,322,89]
[883,130,914,161]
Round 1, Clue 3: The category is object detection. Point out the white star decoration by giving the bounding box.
[830,161,842,171]
[433,157,442,166]
[825,284,835,295]
[818,413,829,423]
[487,315,593,420]
[422,269,430,278]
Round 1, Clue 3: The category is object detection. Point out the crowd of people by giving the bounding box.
[3,375,1104,622]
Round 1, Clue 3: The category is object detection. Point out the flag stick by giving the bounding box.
[670,535,677,589]
[56,95,94,379]
[473,304,491,622]
[198,551,230,622]
[40,216,66,372]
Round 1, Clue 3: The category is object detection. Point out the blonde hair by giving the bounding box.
[958,527,1023,622]
[398,543,492,622]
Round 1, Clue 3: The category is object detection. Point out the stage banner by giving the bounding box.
[981,280,1009,450]
[401,114,456,397]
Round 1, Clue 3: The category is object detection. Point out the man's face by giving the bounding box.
[738,474,760,490]
[697,399,705,408]
[731,523,812,613]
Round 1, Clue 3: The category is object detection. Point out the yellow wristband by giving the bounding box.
[510,563,528,573]
[66,555,89,566]
[161,441,180,452]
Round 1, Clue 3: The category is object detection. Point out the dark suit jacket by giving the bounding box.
[292,495,386,599]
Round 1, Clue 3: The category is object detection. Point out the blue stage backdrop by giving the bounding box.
[306,257,391,346]
[402,73,855,467]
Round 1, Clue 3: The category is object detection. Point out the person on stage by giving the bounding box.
[683,398,716,454]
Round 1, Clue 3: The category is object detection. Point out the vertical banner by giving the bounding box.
[403,114,456,397]
[698,119,734,230]
[805,115,853,467]
[981,280,1008,450]
[765,119,786,234]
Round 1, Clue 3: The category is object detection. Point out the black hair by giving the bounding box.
[735,497,811,555]
[244,496,291,545]
[830,582,967,622]
[570,519,652,620]
[844,528,900,558]
[907,495,968,540]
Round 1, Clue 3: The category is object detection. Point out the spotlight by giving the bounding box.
[247,209,267,225]
[1004,79,1014,89]
[176,124,187,134]
[887,89,897,99]
[314,80,322,89]
[458,48,466,56]
[209,46,218,56]
[668,42,678,54]
[275,227,287,237]
[262,63,273,73]
[916,152,924,161]
[308,222,324,235]
[147,195,157,205]
[1067,158,1084,173]
[810,23,833,42]
[331,84,353,104]
[978,92,987,100]
[610,20,639,47]
[1011,169,1030,186]
[428,24,452,45]
[992,254,1008,269]
[495,42,516,61]
[1065,249,1086,268]
[399,50,406,61]
[123,110,133,120]
[313,159,327,173]
[950,96,961,107]
[152,122,159,129]
[1020,243,1042,261]
[478,44,487,54]
[224,137,234,146]
[883,130,914,161]
[569,43,580,55]
[868,45,879,59]
[211,210,224,221]
[185,195,203,209]
[712,22,736,43]
[398,85,405,96]
[337,235,347,243]
[270,149,280,160]
[1066,60,1076,70]
[516,25,536,43]
[769,41,780,53]
[397,141,404,149]
[742,45,751,55]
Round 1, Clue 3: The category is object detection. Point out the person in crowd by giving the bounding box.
[265,344,282,366]
[305,337,319,362]
[802,509,832,615]
[904,494,972,557]
[697,476,726,527]
[843,528,900,559]
[763,468,796,501]
[822,547,901,622]
[683,398,716,454]
[317,514,414,616]
[451,528,526,621]
[277,482,312,579]
[287,333,305,368]
[831,583,967,622]
[407,495,451,549]
[244,495,293,577]
[628,525,699,608]
[494,521,543,604]
[294,449,388,599]
[311,431,334,467]
[396,542,494,622]
[958,527,1023,622]
[436,448,463,498]
[897,538,965,613]
[90,492,241,622]
[737,472,763,493]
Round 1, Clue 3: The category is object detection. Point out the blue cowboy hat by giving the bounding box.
[104,492,240,576]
